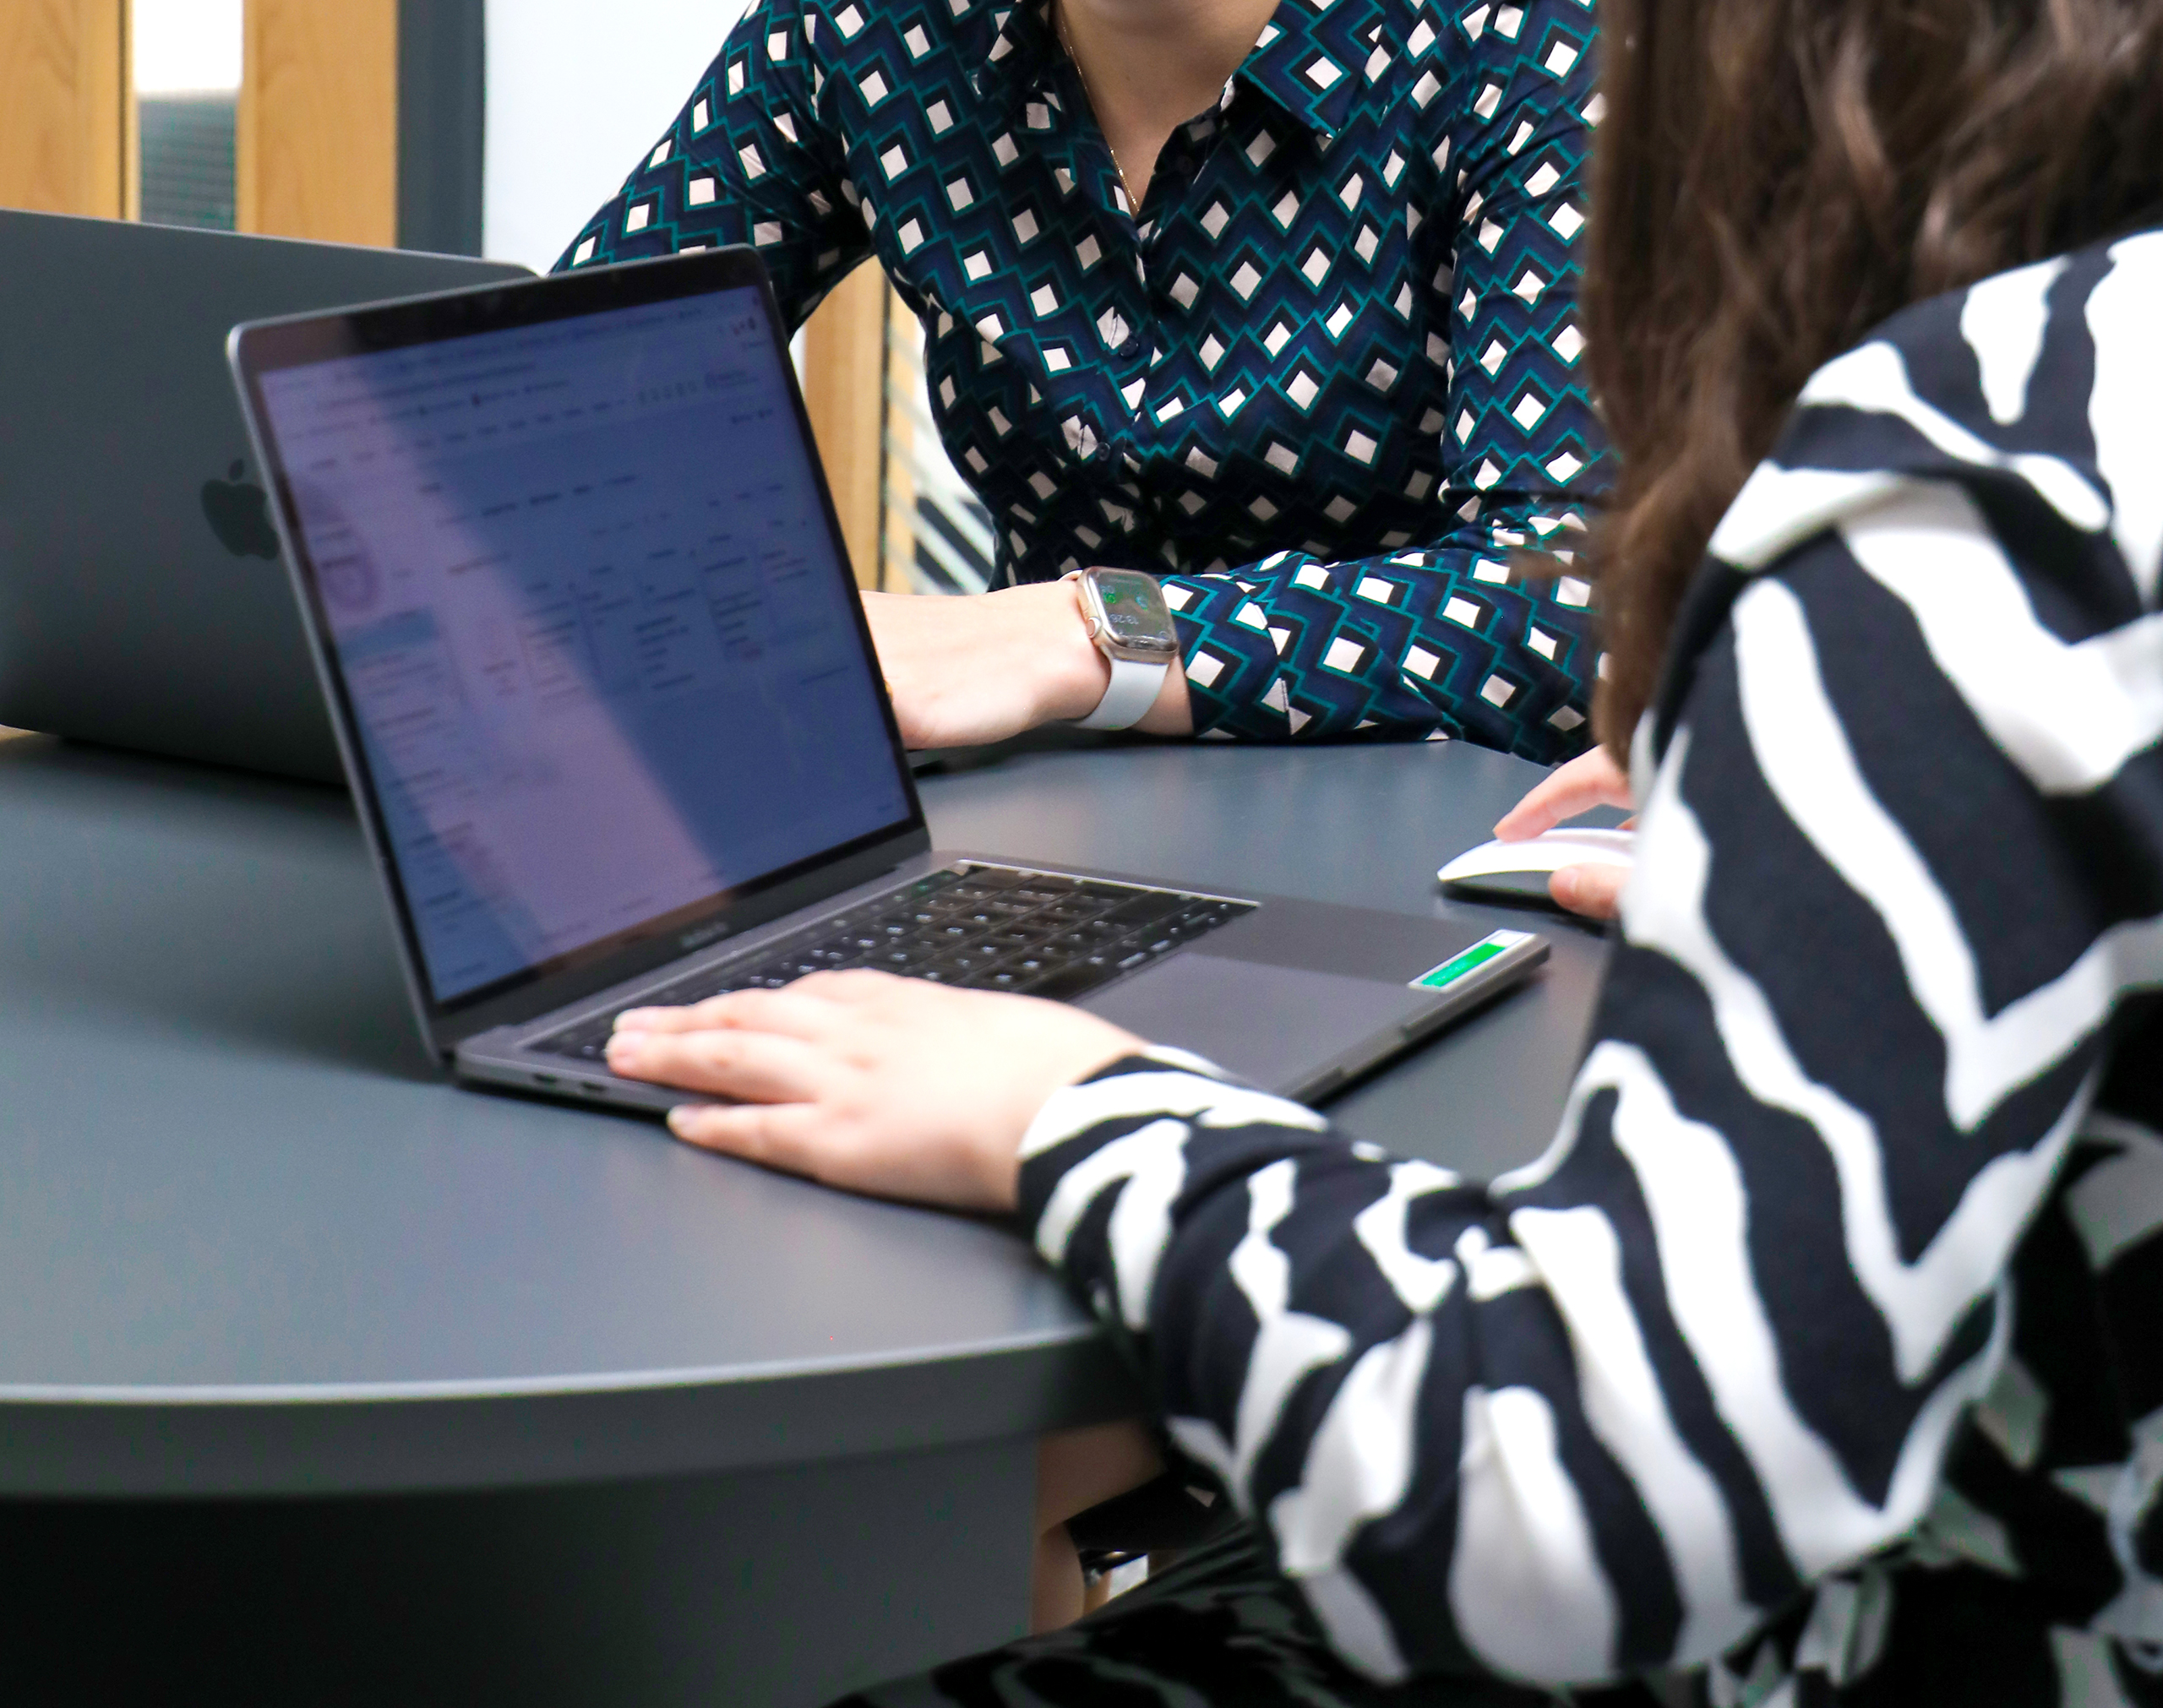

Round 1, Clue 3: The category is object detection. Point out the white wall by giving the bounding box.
[482,0,752,272]
[133,0,242,94]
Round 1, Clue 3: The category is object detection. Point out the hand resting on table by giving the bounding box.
[859,581,1192,749]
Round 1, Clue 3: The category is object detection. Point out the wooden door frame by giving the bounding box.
[0,0,130,220]
[237,0,398,247]
[802,265,892,592]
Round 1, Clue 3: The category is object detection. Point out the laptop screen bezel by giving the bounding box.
[229,247,931,1053]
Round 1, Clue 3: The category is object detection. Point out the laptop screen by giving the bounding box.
[253,283,913,1005]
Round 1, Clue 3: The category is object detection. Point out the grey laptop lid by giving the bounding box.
[0,210,527,782]
[229,248,929,1054]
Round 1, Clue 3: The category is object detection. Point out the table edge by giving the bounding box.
[0,1330,1141,1499]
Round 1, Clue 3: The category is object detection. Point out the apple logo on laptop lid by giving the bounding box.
[200,460,280,560]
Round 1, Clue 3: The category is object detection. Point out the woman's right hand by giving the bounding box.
[1491,745,1634,920]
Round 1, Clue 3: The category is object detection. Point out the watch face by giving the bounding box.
[1089,570,1178,653]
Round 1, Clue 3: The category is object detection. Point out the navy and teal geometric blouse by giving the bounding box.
[561,0,1605,759]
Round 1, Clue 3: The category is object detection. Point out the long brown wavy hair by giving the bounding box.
[1583,0,2163,753]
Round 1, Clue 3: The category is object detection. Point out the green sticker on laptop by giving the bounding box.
[1410,930,1534,990]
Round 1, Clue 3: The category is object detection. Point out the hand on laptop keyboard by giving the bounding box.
[531,865,1251,1063]
[601,964,1144,1213]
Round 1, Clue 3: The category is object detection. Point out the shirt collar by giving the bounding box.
[1233,0,1369,143]
[970,0,1363,143]
[969,1,1062,112]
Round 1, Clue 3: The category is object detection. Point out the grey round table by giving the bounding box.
[0,730,1610,1706]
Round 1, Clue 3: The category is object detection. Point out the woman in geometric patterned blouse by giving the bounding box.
[602,0,2163,1701]
[561,0,1604,757]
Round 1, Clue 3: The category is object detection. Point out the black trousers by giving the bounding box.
[835,1523,1673,1708]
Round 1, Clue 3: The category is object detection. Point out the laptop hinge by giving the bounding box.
[425,825,934,1053]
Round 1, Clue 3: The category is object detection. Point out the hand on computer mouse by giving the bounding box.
[1491,747,1634,921]
[602,971,1141,1211]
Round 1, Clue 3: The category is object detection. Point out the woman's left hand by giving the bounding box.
[602,970,1142,1211]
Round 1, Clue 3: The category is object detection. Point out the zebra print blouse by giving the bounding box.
[1016,225,2163,1702]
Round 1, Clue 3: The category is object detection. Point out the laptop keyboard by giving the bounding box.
[530,864,1256,1065]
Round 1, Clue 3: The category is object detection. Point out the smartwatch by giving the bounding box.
[1063,568,1179,731]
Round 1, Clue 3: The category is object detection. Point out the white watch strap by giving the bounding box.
[1074,653,1169,731]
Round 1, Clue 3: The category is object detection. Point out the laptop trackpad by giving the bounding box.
[1078,952,1430,1097]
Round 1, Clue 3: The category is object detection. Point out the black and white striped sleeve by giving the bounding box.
[1015,229,2163,1689]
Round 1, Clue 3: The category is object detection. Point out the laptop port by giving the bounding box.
[533,1073,559,1087]
[580,1081,609,1096]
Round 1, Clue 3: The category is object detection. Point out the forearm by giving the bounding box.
[1160,530,1594,753]
[1018,1053,1643,1684]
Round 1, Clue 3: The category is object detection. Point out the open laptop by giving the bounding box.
[226,248,1547,1107]
[0,210,529,782]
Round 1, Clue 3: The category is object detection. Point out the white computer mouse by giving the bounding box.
[1437,826,1635,894]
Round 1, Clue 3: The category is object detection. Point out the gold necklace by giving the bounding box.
[1054,0,1141,214]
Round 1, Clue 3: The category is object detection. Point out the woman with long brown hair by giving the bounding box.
[598,0,2163,1700]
